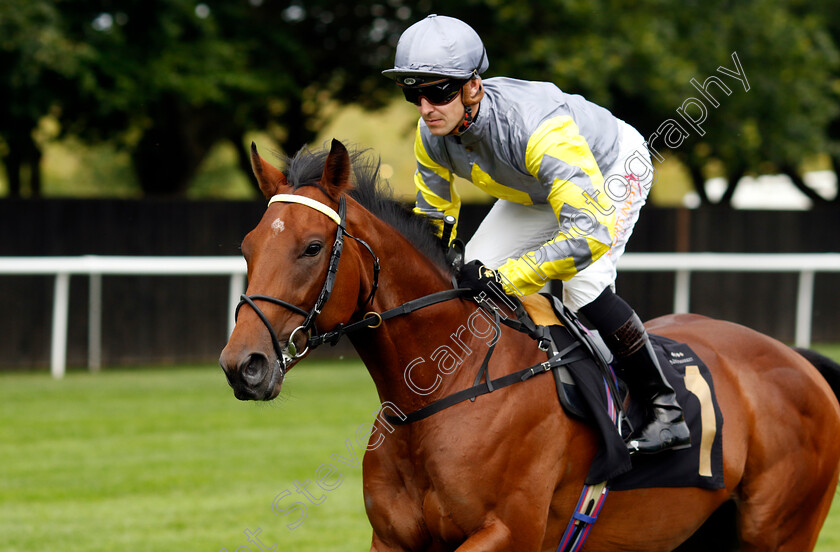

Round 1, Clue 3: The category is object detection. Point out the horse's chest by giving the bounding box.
[364,447,478,547]
[420,489,470,543]
[409,440,503,542]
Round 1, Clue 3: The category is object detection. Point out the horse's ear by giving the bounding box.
[250,142,289,199]
[320,139,353,198]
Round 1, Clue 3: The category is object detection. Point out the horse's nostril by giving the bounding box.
[244,360,259,378]
[242,353,268,385]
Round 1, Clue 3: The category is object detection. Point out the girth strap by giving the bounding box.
[557,481,609,552]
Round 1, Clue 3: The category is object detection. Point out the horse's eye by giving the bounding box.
[303,242,323,257]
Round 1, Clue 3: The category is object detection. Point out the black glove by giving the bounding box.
[457,260,507,299]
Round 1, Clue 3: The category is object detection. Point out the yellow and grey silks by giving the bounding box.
[413,77,620,296]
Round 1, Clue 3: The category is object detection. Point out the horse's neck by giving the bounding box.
[345,211,529,413]
[346,227,452,408]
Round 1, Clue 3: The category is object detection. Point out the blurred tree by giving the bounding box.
[2,0,417,197]
[661,0,839,206]
[58,0,420,196]
[1,0,837,203]
[802,0,840,205]
[0,0,91,197]
[418,0,839,206]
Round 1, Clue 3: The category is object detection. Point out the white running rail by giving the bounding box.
[0,256,246,378]
[2,253,840,378]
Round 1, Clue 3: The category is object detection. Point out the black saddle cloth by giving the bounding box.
[550,323,724,490]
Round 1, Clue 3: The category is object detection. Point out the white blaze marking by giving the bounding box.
[271,218,285,235]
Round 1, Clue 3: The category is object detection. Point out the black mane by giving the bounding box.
[280,144,451,272]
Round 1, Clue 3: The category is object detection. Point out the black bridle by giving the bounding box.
[234,195,380,376]
[232,192,578,427]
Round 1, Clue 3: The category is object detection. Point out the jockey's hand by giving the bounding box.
[457,260,507,299]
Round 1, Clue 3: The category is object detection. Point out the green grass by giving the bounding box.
[814,343,840,362]
[0,361,381,552]
[2,356,840,551]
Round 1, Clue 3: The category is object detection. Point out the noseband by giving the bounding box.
[235,193,380,375]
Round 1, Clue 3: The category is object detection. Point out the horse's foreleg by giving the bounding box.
[453,520,513,551]
[370,533,411,552]
[369,521,517,552]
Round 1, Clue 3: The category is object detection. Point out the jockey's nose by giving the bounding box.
[418,97,435,115]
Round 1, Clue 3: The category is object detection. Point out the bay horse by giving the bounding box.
[219,139,840,551]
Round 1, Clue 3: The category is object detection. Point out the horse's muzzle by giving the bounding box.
[219,351,284,401]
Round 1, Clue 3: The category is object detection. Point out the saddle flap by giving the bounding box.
[544,293,614,366]
[521,293,560,327]
[520,292,617,423]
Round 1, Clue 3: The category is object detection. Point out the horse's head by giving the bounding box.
[220,139,369,400]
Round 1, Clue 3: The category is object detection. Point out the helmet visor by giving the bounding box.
[400,78,467,106]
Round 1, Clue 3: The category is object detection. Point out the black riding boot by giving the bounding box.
[609,315,691,454]
[580,289,691,455]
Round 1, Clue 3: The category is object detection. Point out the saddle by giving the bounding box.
[521,293,724,490]
[521,294,615,423]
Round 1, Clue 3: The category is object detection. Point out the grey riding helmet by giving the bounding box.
[382,14,489,86]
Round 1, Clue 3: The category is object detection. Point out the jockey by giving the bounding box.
[383,14,690,455]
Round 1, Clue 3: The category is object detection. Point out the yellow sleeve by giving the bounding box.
[496,116,616,296]
[412,119,462,240]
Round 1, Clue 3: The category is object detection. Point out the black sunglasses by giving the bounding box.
[400,79,468,106]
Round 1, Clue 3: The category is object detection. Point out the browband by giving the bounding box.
[268,194,341,225]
